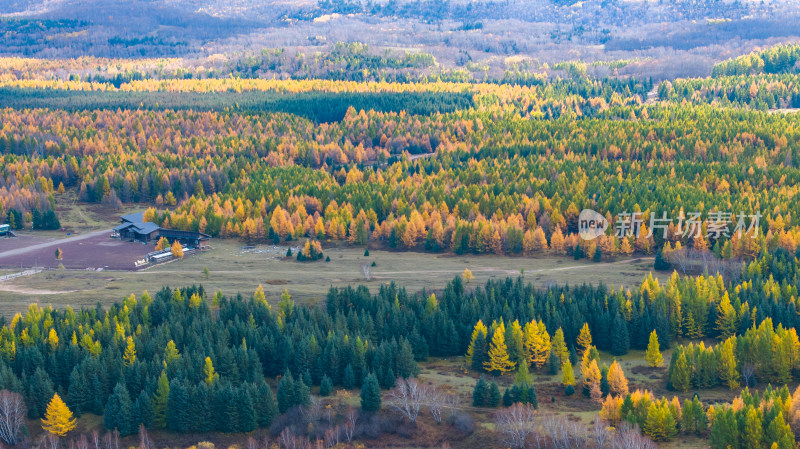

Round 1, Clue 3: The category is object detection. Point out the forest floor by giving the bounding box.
[0,238,664,316]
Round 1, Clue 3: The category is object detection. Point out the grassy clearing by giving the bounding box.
[0,239,666,315]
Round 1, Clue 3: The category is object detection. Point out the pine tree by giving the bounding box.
[471,332,488,371]
[104,383,134,436]
[360,373,381,412]
[41,393,76,436]
[320,375,333,396]
[645,331,663,367]
[277,370,296,413]
[610,314,629,355]
[577,323,592,355]
[485,322,516,374]
[152,371,169,429]
[473,376,487,406]
[253,381,277,428]
[487,382,501,407]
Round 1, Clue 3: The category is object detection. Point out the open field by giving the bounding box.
[0,238,664,315]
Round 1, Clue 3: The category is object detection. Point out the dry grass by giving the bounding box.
[0,238,666,315]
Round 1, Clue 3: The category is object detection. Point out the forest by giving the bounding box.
[1,41,800,448]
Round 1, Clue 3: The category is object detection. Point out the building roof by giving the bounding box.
[113,222,136,232]
[132,222,161,235]
[120,212,145,224]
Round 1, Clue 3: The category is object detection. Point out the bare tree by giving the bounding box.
[343,407,357,442]
[301,397,323,424]
[589,419,610,449]
[387,378,426,423]
[43,434,60,449]
[323,426,340,448]
[611,422,657,449]
[75,434,89,449]
[538,415,588,449]
[495,403,537,449]
[246,437,257,449]
[0,390,26,445]
[279,428,295,449]
[90,431,100,449]
[444,393,461,418]
[138,425,152,449]
[361,263,371,281]
[741,363,755,387]
[428,388,445,424]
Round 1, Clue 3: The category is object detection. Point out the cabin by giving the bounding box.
[113,219,160,243]
[113,212,210,247]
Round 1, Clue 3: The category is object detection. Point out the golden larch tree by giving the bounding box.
[484,322,516,374]
[41,393,76,436]
[645,330,663,367]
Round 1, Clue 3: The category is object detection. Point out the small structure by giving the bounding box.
[113,212,210,248]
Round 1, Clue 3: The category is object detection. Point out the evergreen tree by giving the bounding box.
[472,376,488,407]
[277,370,296,413]
[487,382,501,407]
[104,383,134,436]
[320,375,333,397]
[360,373,381,412]
[610,314,629,355]
[166,380,190,432]
[470,332,488,371]
[27,368,55,419]
[343,364,355,389]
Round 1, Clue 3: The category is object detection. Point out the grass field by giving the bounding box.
[0,237,664,316]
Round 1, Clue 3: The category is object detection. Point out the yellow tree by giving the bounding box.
[171,240,184,258]
[607,360,629,396]
[123,336,136,366]
[203,357,219,385]
[155,236,169,251]
[462,268,474,283]
[646,331,663,367]
[552,327,569,363]
[41,393,76,436]
[465,320,488,365]
[484,322,516,374]
[524,320,551,369]
[577,323,592,355]
[561,359,575,387]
